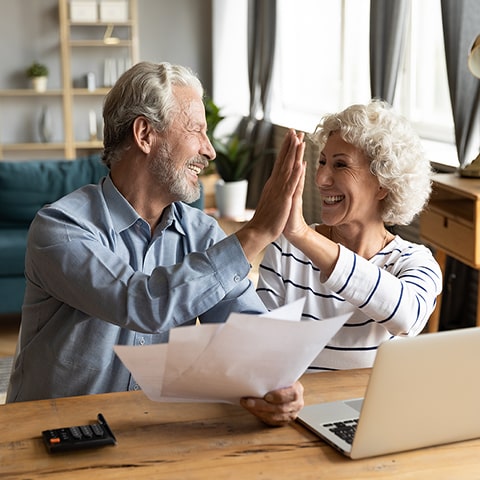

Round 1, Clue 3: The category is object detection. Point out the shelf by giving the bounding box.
[1,142,103,153]
[1,142,66,151]
[0,90,63,97]
[427,199,474,226]
[69,40,132,47]
[69,21,133,27]
[74,140,104,149]
[72,88,110,96]
[0,0,138,161]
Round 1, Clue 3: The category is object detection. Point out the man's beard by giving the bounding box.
[149,146,203,204]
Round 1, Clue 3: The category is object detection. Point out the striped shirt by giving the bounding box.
[256,228,443,371]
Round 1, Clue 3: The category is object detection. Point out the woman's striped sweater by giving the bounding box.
[256,230,443,371]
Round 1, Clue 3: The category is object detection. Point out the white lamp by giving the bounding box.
[468,34,480,79]
[460,34,480,177]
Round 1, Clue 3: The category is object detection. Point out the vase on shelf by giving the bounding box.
[38,105,52,143]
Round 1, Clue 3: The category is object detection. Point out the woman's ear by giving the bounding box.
[132,116,155,154]
[377,185,389,201]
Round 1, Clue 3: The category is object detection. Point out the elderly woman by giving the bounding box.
[257,100,443,371]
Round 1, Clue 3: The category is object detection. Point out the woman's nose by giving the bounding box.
[315,165,333,187]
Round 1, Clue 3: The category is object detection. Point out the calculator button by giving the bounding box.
[69,427,82,439]
[80,425,93,438]
[91,424,104,437]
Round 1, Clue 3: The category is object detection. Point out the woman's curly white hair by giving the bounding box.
[309,99,433,226]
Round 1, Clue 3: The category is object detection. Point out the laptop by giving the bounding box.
[297,327,480,459]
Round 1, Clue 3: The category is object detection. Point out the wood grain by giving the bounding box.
[1,369,479,479]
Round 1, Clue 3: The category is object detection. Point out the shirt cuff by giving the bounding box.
[205,235,251,292]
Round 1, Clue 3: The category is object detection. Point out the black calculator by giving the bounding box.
[42,413,117,453]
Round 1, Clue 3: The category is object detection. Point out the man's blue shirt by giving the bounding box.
[7,175,265,402]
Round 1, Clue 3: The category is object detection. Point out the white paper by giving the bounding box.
[114,298,350,404]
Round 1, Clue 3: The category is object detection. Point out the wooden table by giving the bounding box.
[420,172,480,331]
[1,369,479,479]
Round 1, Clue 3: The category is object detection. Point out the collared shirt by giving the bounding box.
[7,175,265,402]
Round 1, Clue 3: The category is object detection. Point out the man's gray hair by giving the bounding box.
[102,61,204,167]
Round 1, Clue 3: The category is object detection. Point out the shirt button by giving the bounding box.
[233,274,241,283]
[133,384,140,391]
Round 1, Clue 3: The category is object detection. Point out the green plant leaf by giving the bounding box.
[203,97,260,182]
[26,61,49,78]
[213,135,254,182]
[204,96,224,141]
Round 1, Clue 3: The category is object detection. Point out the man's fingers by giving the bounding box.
[239,382,305,427]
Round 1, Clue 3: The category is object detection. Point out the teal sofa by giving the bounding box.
[0,155,109,315]
[0,155,205,315]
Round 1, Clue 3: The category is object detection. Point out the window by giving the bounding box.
[213,0,458,167]
[271,0,371,131]
[394,0,456,166]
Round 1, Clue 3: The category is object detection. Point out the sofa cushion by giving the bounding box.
[0,155,109,227]
[0,276,26,314]
[0,229,28,276]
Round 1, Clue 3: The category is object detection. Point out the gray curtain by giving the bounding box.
[437,0,480,330]
[369,0,409,104]
[441,0,480,166]
[238,0,277,208]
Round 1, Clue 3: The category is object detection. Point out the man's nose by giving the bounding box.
[202,135,216,161]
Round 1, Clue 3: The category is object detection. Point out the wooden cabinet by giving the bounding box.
[0,0,138,160]
[420,173,480,268]
[420,172,480,331]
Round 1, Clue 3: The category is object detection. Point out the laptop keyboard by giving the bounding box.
[323,419,358,445]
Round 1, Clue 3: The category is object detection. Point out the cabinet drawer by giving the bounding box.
[420,210,478,265]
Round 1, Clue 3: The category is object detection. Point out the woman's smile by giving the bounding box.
[322,194,345,205]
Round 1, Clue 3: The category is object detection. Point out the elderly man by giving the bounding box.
[7,62,305,426]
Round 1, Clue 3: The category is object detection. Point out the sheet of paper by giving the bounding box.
[114,298,350,404]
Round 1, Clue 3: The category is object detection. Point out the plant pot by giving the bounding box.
[215,179,248,219]
[31,76,48,92]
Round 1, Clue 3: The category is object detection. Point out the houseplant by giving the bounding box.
[204,97,254,218]
[26,62,49,92]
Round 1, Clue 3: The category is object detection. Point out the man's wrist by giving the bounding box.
[235,223,273,264]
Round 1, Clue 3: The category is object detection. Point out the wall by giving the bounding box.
[138,0,212,92]
[0,0,212,151]
[0,0,212,89]
[0,1,62,90]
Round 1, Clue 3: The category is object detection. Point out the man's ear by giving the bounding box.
[132,116,155,154]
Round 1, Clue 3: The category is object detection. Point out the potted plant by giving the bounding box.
[26,62,49,92]
[204,97,254,218]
